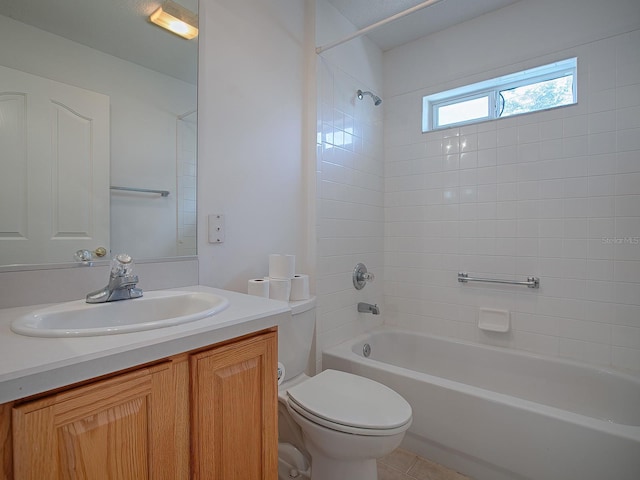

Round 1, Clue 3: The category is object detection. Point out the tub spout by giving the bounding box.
[358,302,380,315]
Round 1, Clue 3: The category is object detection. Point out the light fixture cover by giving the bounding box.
[150,1,199,40]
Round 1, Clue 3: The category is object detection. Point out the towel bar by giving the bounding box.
[458,272,539,288]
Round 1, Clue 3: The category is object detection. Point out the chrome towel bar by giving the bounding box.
[110,186,170,197]
[458,272,540,289]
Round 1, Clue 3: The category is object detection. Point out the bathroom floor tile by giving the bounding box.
[407,456,471,480]
[377,448,472,480]
[378,462,411,480]
[379,448,420,472]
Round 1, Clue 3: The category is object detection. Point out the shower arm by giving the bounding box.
[357,89,382,106]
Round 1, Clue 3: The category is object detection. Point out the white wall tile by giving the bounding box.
[382,14,640,373]
[563,115,588,137]
[612,346,640,372]
[616,195,640,217]
[588,131,616,155]
[315,19,385,369]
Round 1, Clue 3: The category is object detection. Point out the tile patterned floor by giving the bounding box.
[377,448,472,480]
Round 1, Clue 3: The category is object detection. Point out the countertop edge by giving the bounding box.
[0,286,291,403]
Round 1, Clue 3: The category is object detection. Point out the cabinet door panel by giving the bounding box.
[12,363,174,480]
[56,397,149,479]
[191,332,277,480]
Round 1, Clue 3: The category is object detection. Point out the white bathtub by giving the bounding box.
[323,328,640,480]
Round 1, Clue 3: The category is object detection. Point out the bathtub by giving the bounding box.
[322,328,640,480]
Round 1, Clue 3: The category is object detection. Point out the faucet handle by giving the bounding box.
[353,263,375,290]
[360,271,375,282]
[110,253,135,276]
[74,247,108,264]
[115,253,132,264]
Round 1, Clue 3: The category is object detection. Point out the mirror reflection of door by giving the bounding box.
[0,65,109,266]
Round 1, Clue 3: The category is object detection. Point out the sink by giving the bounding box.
[10,290,230,338]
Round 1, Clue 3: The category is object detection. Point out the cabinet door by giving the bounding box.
[12,362,175,480]
[191,331,277,480]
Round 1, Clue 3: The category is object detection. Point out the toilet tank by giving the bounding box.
[278,297,316,382]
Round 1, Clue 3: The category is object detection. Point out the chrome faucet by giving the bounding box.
[86,254,143,303]
[357,302,380,315]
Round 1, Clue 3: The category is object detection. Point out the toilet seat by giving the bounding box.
[286,369,412,436]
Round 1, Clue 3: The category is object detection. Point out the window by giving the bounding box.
[422,58,577,132]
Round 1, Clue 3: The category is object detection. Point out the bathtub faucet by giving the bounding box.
[357,302,380,315]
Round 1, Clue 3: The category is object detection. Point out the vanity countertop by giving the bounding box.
[0,285,290,404]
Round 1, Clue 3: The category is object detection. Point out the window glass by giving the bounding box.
[423,58,577,131]
[438,96,489,127]
[500,75,574,118]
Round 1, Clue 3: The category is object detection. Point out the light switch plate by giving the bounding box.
[208,214,225,243]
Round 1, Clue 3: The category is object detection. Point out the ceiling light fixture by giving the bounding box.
[149,1,199,40]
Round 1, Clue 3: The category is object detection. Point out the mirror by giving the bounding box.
[0,0,198,267]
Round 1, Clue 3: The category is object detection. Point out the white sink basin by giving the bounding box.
[10,290,230,338]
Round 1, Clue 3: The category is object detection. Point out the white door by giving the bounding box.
[0,65,109,265]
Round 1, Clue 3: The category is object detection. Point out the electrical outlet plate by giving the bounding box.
[208,214,225,243]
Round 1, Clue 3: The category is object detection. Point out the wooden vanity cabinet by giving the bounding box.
[190,329,278,480]
[12,362,176,480]
[0,328,278,480]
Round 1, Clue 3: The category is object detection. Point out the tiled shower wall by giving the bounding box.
[314,0,386,372]
[315,55,385,372]
[177,111,197,257]
[383,24,640,373]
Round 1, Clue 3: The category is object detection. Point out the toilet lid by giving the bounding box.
[286,369,412,432]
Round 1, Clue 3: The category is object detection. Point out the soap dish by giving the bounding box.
[478,308,510,332]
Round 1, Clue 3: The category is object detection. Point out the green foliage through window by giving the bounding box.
[500,75,574,118]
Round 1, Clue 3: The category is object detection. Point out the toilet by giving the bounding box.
[277,298,412,480]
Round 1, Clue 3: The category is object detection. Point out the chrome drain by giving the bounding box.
[363,343,371,358]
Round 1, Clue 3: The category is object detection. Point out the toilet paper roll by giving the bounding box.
[268,277,291,302]
[269,254,296,279]
[248,278,269,298]
[290,274,310,301]
[277,362,286,385]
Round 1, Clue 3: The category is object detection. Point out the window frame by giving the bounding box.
[423,58,577,132]
[432,91,495,130]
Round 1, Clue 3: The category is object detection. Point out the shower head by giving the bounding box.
[357,89,382,106]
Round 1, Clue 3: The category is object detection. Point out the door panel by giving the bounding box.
[0,65,109,265]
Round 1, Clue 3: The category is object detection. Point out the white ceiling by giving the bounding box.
[0,0,520,82]
[325,0,520,51]
[0,0,198,84]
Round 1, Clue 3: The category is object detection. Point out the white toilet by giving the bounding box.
[278,298,412,480]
